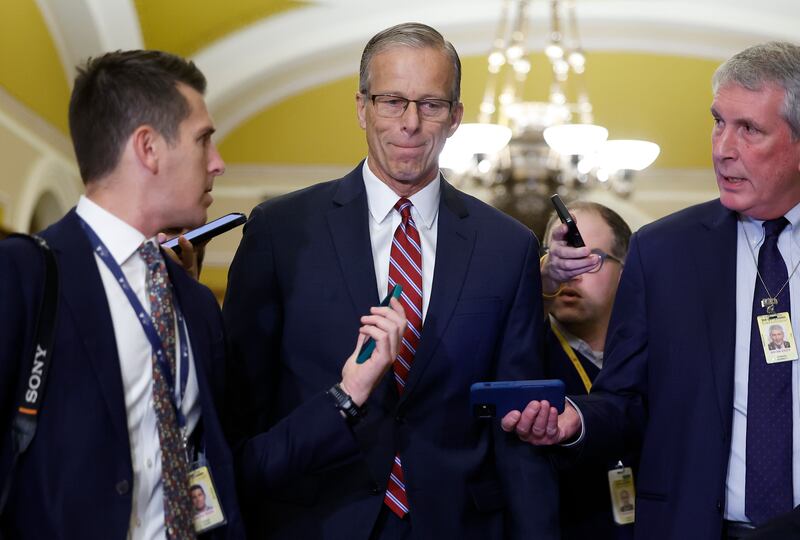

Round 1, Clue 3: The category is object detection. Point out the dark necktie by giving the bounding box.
[745,217,793,526]
[139,242,195,539]
[383,198,423,518]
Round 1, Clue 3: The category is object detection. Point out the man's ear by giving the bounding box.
[130,125,161,175]
[447,102,464,138]
[356,93,367,130]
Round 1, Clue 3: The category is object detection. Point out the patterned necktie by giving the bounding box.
[139,242,195,539]
[745,217,793,526]
[384,198,423,518]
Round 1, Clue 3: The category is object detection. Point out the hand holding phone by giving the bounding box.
[161,212,247,255]
[356,284,403,364]
[470,380,566,418]
[550,195,585,248]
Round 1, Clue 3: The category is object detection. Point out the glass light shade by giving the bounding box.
[439,123,512,172]
[595,139,661,171]
[543,123,608,156]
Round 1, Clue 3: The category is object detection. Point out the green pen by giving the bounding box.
[356,284,403,364]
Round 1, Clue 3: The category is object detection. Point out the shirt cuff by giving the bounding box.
[560,396,585,447]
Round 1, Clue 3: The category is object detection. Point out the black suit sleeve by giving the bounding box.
[750,506,800,539]
[222,205,359,497]
[0,239,44,491]
[570,233,649,461]
[493,232,559,538]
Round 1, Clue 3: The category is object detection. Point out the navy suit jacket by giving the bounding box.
[0,211,244,539]
[222,164,558,539]
[570,199,740,539]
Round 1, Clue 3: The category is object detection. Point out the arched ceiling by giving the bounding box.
[4,0,800,168]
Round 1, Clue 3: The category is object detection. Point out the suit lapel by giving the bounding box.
[326,166,381,317]
[400,180,475,404]
[45,211,128,441]
[691,202,738,437]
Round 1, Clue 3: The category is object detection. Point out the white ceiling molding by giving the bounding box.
[0,86,74,163]
[192,0,800,141]
[34,0,143,86]
[14,156,82,233]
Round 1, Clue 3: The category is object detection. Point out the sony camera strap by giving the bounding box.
[0,234,59,517]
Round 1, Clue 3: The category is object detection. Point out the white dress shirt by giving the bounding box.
[362,159,439,320]
[725,202,800,521]
[76,196,200,540]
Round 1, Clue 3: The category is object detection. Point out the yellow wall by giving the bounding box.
[0,0,71,133]
[221,52,718,169]
[136,0,306,56]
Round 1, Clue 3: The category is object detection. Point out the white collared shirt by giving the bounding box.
[76,196,200,540]
[726,202,800,521]
[362,159,440,320]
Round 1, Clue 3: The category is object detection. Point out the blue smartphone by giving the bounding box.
[470,379,566,418]
[161,212,246,254]
[355,284,403,364]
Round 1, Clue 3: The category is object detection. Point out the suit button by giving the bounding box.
[395,415,405,424]
[116,480,130,495]
[371,484,381,495]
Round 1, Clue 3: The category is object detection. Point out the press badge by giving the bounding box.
[188,462,226,533]
[757,312,799,364]
[608,464,635,525]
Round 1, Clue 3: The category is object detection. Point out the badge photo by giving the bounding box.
[608,466,636,525]
[757,312,799,364]
[189,465,226,533]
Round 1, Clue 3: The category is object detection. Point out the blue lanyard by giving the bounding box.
[79,218,190,428]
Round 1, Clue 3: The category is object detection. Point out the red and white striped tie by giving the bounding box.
[384,197,423,518]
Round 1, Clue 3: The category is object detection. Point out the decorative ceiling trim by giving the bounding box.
[34,0,143,86]
[0,86,73,162]
[192,0,800,141]
[14,156,82,233]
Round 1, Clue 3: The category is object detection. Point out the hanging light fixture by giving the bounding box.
[442,0,660,230]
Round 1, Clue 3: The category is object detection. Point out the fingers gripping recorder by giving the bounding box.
[550,194,585,248]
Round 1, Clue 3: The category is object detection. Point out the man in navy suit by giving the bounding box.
[0,50,247,539]
[503,41,800,539]
[223,22,557,540]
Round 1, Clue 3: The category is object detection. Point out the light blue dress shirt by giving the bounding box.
[726,202,800,521]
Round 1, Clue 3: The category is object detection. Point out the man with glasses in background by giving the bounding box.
[223,21,557,540]
[540,201,633,540]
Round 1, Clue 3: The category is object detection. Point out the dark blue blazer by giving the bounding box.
[222,164,558,539]
[570,199,739,539]
[0,210,244,539]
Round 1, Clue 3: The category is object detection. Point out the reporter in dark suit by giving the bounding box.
[0,50,244,539]
[503,41,800,539]
[223,22,557,540]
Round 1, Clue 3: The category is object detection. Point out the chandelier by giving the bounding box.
[441,0,660,233]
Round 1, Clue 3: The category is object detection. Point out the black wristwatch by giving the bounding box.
[327,383,365,425]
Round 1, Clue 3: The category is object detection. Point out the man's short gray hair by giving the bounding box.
[712,41,800,139]
[359,22,461,102]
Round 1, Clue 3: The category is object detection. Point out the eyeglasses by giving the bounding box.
[367,94,454,121]
[540,246,624,273]
[586,248,624,273]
